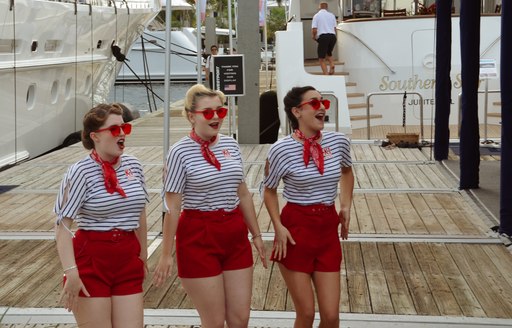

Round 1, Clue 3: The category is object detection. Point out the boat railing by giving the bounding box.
[457,89,501,141]
[366,91,424,141]
[53,0,154,9]
[337,28,395,74]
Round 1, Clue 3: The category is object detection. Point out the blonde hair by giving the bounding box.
[183,84,226,116]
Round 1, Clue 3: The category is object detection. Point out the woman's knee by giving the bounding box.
[319,311,339,328]
[225,309,250,328]
[296,308,315,326]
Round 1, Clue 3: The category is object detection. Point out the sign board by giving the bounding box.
[212,55,245,96]
[479,59,498,79]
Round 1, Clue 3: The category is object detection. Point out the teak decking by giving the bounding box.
[0,109,510,327]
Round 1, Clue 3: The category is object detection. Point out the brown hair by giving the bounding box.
[283,86,316,130]
[81,103,124,150]
[183,84,226,116]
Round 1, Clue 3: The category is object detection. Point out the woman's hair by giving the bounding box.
[183,84,226,115]
[283,86,316,130]
[81,103,124,150]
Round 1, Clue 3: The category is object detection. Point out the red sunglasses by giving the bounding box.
[297,98,330,110]
[94,123,132,137]
[193,107,228,120]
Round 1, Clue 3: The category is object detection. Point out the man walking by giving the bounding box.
[312,1,337,75]
[205,45,219,88]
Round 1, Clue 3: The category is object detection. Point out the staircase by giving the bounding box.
[303,59,382,131]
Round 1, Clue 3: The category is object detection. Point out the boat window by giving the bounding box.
[0,39,20,53]
[65,78,72,100]
[51,81,59,104]
[45,40,61,52]
[31,41,38,52]
[26,84,36,110]
[85,75,92,95]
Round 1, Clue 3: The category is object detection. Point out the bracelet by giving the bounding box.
[251,233,263,241]
[63,265,78,273]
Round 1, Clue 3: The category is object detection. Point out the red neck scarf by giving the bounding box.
[294,129,324,175]
[91,149,126,197]
[189,130,221,171]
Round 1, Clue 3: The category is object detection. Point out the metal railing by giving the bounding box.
[337,29,395,75]
[457,88,501,141]
[366,91,424,140]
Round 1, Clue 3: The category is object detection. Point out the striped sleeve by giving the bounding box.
[263,138,289,189]
[54,163,88,224]
[338,134,353,167]
[163,141,187,194]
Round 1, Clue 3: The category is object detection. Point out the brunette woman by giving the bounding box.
[54,103,149,327]
[263,86,354,328]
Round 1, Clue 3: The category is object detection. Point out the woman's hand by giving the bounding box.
[60,270,89,312]
[339,208,351,240]
[152,255,174,287]
[252,236,268,269]
[272,224,295,261]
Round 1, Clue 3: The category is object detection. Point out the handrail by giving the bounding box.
[457,88,500,141]
[337,28,395,74]
[481,36,501,58]
[366,91,424,140]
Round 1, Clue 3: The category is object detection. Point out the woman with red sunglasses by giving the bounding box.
[263,86,354,328]
[54,103,149,327]
[153,84,267,328]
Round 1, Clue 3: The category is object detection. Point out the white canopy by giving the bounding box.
[160,0,193,10]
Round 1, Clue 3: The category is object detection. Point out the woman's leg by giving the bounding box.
[312,271,340,328]
[112,293,144,328]
[278,264,316,328]
[223,267,253,328]
[181,274,226,328]
[74,297,112,328]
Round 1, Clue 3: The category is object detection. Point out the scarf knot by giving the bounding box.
[294,129,324,175]
[190,130,221,170]
[91,149,127,197]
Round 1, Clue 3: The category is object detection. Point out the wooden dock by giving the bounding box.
[0,105,511,327]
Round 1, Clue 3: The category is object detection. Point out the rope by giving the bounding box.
[140,37,157,112]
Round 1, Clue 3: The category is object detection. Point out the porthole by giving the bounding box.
[65,78,72,99]
[26,84,36,110]
[85,74,92,95]
[51,81,59,104]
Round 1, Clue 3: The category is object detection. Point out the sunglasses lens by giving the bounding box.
[121,123,132,135]
[202,109,214,120]
[217,107,228,118]
[109,125,121,137]
[310,99,321,110]
[322,99,331,110]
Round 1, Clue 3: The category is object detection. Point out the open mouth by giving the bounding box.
[117,138,125,150]
[209,122,220,129]
[315,112,325,122]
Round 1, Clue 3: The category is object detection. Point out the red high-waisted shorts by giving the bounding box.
[271,202,342,273]
[176,207,253,278]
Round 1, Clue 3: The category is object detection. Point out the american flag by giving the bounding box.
[224,84,236,91]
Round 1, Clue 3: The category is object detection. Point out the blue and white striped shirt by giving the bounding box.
[54,154,149,231]
[263,131,352,205]
[163,134,244,211]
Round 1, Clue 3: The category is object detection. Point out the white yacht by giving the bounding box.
[116,27,200,82]
[275,0,502,139]
[0,0,159,168]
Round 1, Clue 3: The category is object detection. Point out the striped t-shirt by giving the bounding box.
[163,134,244,211]
[263,131,352,205]
[54,154,149,231]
